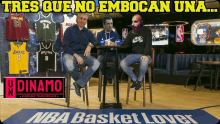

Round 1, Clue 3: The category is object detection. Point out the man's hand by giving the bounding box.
[84,46,91,56]
[110,41,116,46]
[74,54,84,64]
[141,55,149,62]
[105,41,115,46]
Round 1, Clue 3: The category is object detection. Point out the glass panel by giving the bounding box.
[191,19,220,45]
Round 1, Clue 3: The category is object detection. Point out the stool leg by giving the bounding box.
[82,89,85,102]
[126,77,131,104]
[113,75,116,98]
[185,70,192,87]
[210,68,212,90]
[194,67,203,91]
[134,68,138,101]
[120,72,124,82]
[85,85,89,106]
[98,70,102,99]
[67,73,70,107]
[148,67,152,103]
[134,91,136,101]
[215,66,219,91]
[152,67,156,84]
[199,79,201,87]
[99,75,103,102]
[65,74,68,103]
[143,75,146,107]
[81,67,86,102]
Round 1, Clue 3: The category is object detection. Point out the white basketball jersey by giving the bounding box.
[39,0,43,8]
[60,14,77,42]
[71,0,75,12]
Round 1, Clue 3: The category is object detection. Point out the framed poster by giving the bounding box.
[176,25,184,42]
[191,19,220,45]
[148,26,169,45]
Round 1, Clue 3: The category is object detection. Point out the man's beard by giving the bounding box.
[132,26,141,33]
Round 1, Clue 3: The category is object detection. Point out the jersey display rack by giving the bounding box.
[3,11,82,76]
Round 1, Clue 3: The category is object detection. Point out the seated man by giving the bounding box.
[97,16,119,84]
[62,13,100,97]
[120,14,152,91]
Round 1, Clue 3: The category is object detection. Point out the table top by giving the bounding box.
[196,61,220,65]
[96,45,128,49]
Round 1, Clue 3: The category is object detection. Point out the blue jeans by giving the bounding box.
[97,54,120,79]
[63,53,100,87]
[120,54,152,82]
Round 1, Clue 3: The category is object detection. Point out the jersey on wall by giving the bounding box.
[35,12,56,42]
[7,42,29,74]
[5,9,29,41]
[37,42,57,72]
[60,14,77,42]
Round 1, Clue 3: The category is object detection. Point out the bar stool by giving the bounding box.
[126,48,155,107]
[185,63,213,91]
[126,63,153,107]
[98,62,117,101]
[65,64,89,107]
[97,49,117,102]
[120,58,156,83]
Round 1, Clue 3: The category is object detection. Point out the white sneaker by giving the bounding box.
[71,83,75,89]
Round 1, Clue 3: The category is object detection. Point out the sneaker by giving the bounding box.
[72,82,81,97]
[135,81,143,91]
[71,82,85,90]
[130,80,137,89]
[71,83,75,90]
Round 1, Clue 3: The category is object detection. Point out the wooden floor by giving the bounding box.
[1,77,220,121]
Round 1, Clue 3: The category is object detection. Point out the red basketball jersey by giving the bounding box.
[5,9,29,41]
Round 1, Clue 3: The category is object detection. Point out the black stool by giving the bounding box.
[98,62,116,101]
[126,62,153,107]
[185,63,212,91]
[65,64,89,107]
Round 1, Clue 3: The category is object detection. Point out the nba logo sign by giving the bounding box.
[122,28,128,41]
[176,25,184,42]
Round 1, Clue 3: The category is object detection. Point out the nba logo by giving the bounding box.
[122,28,128,41]
[176,25,184,42]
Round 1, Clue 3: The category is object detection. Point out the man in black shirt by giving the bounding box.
[120,14,152,91]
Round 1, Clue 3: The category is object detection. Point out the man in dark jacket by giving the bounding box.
[62,13,100,97]
[120,14,152,91]
[97,16,119,84]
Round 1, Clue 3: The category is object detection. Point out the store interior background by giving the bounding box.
[1,1,220,85]
[88,9,220,85]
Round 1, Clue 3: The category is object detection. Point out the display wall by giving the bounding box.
[0,6,71,76]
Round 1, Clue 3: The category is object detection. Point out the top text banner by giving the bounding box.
[1,0,219,13]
